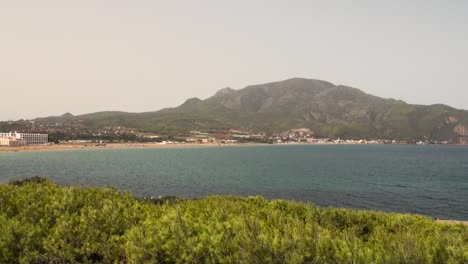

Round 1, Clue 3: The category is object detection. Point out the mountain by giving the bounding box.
[6,78,468,141]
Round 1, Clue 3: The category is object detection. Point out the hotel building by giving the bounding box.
[0,132,48,146]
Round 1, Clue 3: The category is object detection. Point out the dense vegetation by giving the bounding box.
[0,177,467,263]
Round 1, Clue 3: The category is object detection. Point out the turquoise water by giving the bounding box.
[1,144,467,220]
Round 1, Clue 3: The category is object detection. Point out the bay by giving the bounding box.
[1,144,467,220]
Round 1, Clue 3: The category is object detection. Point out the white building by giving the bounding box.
[0,132,48,146]
[0,137,26,147]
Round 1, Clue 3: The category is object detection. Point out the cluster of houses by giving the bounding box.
[0,132,49,147]
[182,128,430,145]
[0,128,451,146]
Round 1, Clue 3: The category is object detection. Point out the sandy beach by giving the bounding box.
[0,142,235,152]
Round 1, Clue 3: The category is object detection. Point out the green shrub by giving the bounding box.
[0,178,466,263]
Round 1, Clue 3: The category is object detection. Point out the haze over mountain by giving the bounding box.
[5,78,468,142]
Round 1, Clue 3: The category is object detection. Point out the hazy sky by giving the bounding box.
[1,0,467,120]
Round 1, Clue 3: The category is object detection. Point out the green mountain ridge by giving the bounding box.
[21,78,468,141]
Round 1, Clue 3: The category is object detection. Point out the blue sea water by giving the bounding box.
[1,144,467,220]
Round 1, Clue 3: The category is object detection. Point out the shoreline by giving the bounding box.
[0,142,269,153]
[0,142,466,153]
[0,142,225,152]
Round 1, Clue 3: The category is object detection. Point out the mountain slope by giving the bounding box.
[9,78,468,141]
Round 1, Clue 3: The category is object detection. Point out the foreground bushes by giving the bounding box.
[0,178,467,263]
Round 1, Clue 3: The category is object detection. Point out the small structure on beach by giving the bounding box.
[0,137,26,147]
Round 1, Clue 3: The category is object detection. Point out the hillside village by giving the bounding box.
[0,119,458,145]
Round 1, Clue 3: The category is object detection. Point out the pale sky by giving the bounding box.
[1,0,467,120]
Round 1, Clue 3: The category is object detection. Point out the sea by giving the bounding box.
[1,144,467,220]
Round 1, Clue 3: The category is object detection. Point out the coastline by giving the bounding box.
[0,142,261,152]
[1,142,466,153]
